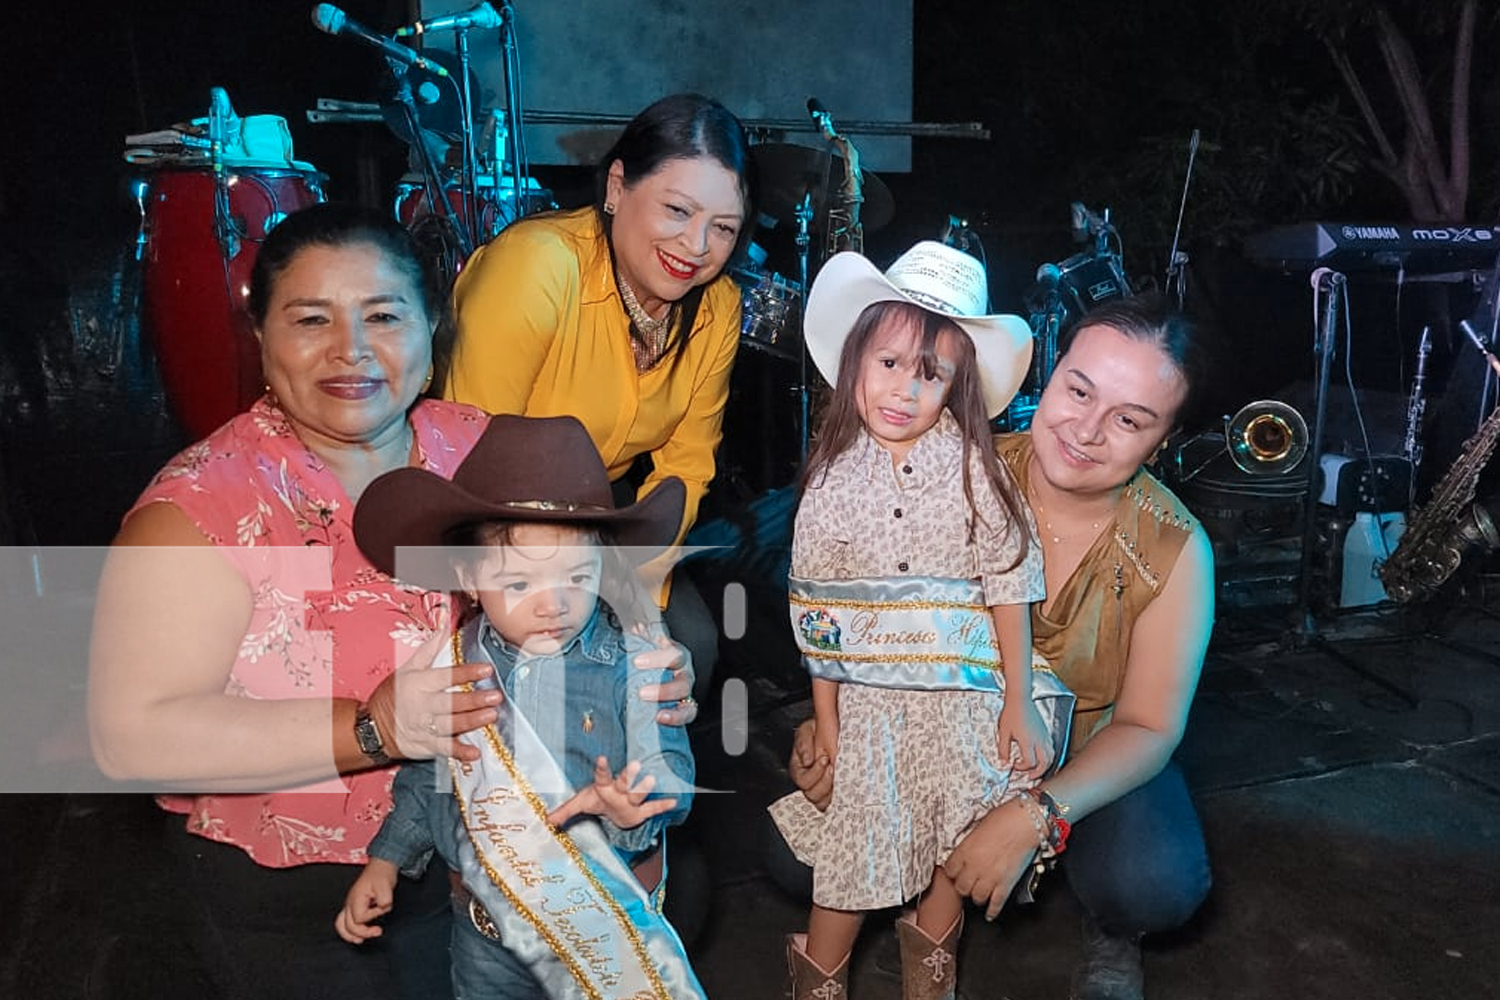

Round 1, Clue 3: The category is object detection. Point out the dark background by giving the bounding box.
[4,1,1500,451]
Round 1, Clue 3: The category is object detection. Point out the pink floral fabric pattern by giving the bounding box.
[136,397,487,867]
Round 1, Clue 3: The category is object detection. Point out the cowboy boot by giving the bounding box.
[786,933,850,1000]
[895,911,961,1000]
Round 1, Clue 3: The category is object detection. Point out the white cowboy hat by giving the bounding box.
[803,241,1034,418]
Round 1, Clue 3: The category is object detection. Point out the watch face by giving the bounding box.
[355,709,387,760]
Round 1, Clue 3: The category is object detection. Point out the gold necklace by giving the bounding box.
[1032,501,1103,545]
[617,275,675,371]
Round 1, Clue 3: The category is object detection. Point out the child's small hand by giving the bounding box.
[335,859,399,945]
[999,698,1055,779]
[813,719,840,774]
[546,757,678,831]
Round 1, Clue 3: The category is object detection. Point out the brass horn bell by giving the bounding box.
[1226,400,1309,475]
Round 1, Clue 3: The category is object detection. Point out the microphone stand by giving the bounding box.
[497,0,525,222]
[453,26,481,252]
[390,60,472,261]
[794,191,815,459]
[1292,269,1344,645]
[1164,129,1200,310]
[1038,285,1064,389]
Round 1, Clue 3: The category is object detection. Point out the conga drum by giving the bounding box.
[139,161,325,440]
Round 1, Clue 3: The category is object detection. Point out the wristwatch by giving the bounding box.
[353,702,391,766]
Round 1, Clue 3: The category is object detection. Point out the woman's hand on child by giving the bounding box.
[789,718,835,812]
[629,627,698,726]
[335,859,399,944]
[999,698,1055,779]
[943,799,1038,920]
[546,757,678,831]
[365,613,502,763]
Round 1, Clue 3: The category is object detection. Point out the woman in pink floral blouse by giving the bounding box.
[87,203,694,1000]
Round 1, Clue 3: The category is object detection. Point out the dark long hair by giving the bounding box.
[803,301,1033,566]
[595,93,755,369]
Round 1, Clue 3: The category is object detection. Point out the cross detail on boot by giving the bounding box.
[922,947,953,982]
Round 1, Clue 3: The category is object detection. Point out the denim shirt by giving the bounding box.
[368,607,695,877]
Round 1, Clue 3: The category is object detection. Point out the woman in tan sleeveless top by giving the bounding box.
[788,293,1215,1000]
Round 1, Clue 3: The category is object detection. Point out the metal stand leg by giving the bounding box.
[1291,270,1344,645]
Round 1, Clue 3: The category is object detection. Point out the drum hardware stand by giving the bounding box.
[1291,268,1346,645]
[131,178,151,263]
[794,191,815,459]
[386,62,472,260]
[451,24,482,253]
[1034,269,1066,391]
[1164,128,1200,310]
[208,87,242,261]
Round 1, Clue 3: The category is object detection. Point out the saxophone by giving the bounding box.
[811,104,864,255]
[1380,337,1500,603]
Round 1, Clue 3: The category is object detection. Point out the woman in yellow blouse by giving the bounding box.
[444,93,754,704]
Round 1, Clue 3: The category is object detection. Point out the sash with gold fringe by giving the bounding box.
[442,625,705,1000]
[788,574,1075,759]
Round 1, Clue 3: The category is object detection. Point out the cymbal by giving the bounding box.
[750,142,894,234]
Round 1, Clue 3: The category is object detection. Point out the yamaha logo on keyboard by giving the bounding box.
[1341,225,1399,241]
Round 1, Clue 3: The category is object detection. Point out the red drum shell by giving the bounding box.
[140,166,325,440]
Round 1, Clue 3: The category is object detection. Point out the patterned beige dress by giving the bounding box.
[768,412,1047,909]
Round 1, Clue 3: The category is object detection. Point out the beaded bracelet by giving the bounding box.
[1014,797,1053,899]
[1020,789,1072,856]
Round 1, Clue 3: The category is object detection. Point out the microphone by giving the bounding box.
[311,4,449,76]
[395,2,503,36]
[1035,262,1063,291]
[1309,266,1344,290]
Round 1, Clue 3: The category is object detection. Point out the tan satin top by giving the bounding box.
[997,433,1200,749]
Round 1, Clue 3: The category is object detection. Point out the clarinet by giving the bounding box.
[1403,325,1432,492]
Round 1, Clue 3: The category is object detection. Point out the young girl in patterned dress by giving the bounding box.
[769,242,1075,999]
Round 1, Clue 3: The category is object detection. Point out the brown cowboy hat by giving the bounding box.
[354,414,686,587]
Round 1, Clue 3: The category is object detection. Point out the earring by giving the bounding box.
[421,364,434,393]
[603,202,616,215]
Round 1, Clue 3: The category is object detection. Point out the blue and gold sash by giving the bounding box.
[789,574,1075,759]
[444,627,705,1000]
